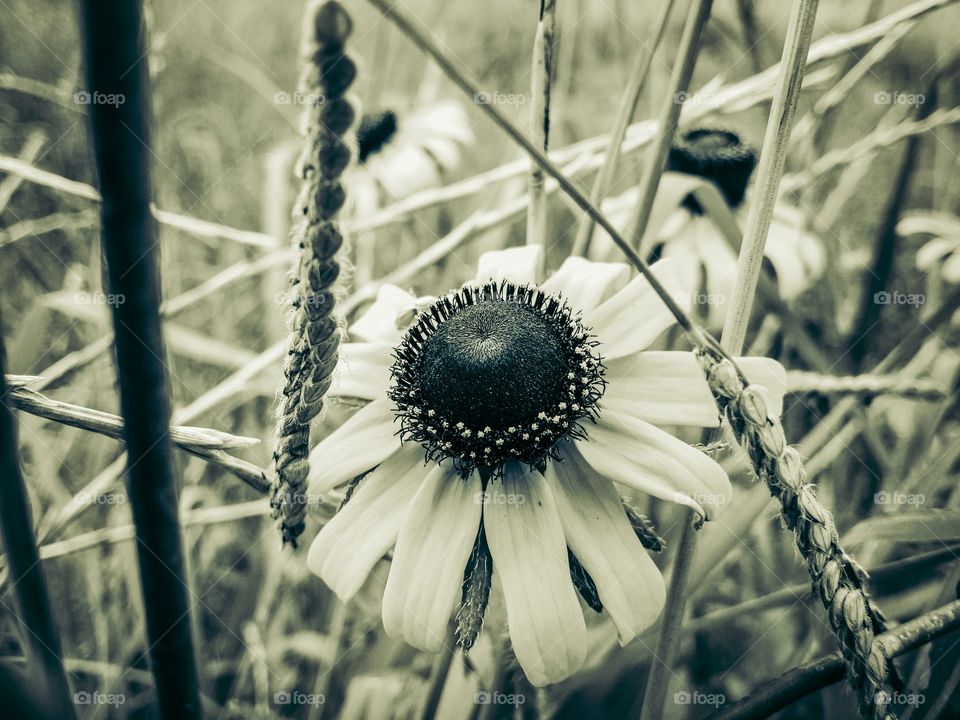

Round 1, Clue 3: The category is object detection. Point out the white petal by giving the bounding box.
[306,399,400,496]
[329,342,392,400]
[575,412,732,519]
[764,218,825,300]
[382,465,482,651]
[584,259,691,360]
[307,444,425,599]
[350,285,419,345]
[547,456,665,643]
[375,145,443,199]
[474,245,543,285]
[944,252,960,283]
[484,463,586,686]
[604,351,786,426]
[540,256,630,313]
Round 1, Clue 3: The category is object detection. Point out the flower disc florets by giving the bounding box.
[389,281,606,474]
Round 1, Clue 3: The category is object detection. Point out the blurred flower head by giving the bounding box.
[344,100,473,214]
[305,246,785,686]
[594,128,826,330]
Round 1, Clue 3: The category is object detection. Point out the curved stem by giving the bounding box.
[708,599,960,720]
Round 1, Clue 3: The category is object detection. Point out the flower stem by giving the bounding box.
[419,638,457,720]
[526,0,555,260]
[634,516,701,720]
[79,0,203,715]
[720,0,820,354]
[621,0,714,250]
[0,344,75,719]
[708,598,960,720]
[571,0,676,257]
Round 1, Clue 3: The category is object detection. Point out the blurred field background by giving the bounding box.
[3,0,960,718]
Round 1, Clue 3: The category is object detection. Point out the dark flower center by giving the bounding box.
[421,302,566,430]
[668,127,757,210]
[389,282,605,474]
[356,110,398,163]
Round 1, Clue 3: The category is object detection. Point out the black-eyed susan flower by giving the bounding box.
[594,128,825,330]
[345,100,473,215]
[305,245,786,686]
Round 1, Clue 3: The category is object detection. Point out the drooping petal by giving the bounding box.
[764,213,825,300]
[540,256,630,313]
[474,245,543,285]
[584,259,691,360]
[547,456,665,644]
[329,342,393,400]
[484,463,587,686]
[307,443,425,599]
[575,412,732,519]
[350,285,419,345]
[382,465,482,651]
[604,351,786,426]
[306,398,400,496]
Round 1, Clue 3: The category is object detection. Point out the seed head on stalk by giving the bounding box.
[271,0,357,547]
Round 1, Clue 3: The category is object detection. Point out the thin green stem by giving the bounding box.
[720,0,821,354]
[571,0,676,256]
[622,0,714,250]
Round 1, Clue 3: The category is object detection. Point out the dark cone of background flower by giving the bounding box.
[667,128,757,209]
[356,110,398,163]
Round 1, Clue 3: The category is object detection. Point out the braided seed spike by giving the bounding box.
[271,0,356,548]
[697,350,897,720]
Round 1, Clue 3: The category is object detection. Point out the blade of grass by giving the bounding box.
[525,0,556,260]
[571,0,677,256]
[0,334,75,719]
[621,0,714,253]
[639,2,818,719]
[707,599,960,720]
[78,0,202,716]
